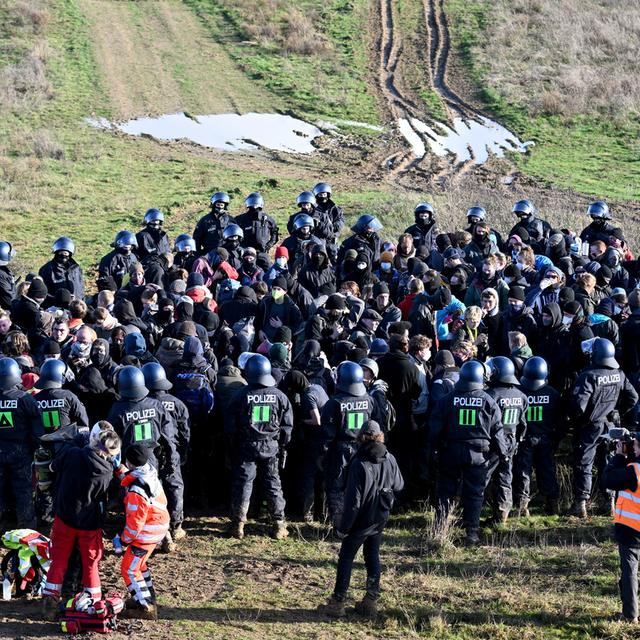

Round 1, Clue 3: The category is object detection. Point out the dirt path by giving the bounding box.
[78,0,279,120]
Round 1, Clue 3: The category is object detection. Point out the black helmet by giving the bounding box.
[312,182,332,197]
[211,192,230,207]
[223,224,244,241]
[520,356,548,392]
[336,361,366,395]
[244,192,264,209]
[35,359,66,390]
[592,337,618,368]
[512,199,534,217]
[359,357,379,379]
[351,214,382,234]
[587,201,611,220]
[296,191,316,207]
[117,366,149,400]
[456,360,485,392]
[292,213,314,231]
[144,208,164,224]
[52,236,75,255]
[113,230,138,249]
[245,354,276,386]
[466,206,486,221]
[490,356,520,385]
[142,362,173,391]
[173,233,196,253]
[0,357,21,391]
[0,241,12,266]
[414,202,434,218]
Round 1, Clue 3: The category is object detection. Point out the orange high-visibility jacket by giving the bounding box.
[120,471,170,546]
[614,462,640,532]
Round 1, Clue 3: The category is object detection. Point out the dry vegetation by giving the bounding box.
[470,0,640,117]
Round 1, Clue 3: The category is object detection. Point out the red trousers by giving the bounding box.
[43,517,103,599]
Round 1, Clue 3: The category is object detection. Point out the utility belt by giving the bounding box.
[34,445,54,492]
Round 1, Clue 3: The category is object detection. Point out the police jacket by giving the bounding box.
[602,454,640,547]
[281,234,322,273]
[287,208,333,242]
[580,221,616,245]
[36,388,89,433]
[487,384,528,441]
[522,383,560,441]
[98,250,138,290]
[193,211,236,254]
[321,391,374,446]
[339,440,404,537]
[405,221,436,252]
[508,216,552,253]
[430,388,508,457]
[338,233,381,266]
[150,390,191,463]
[235,211,279,253]
[0,388,42,448]
[0,266,16,310]
[315,199,344,237]
[570,365,638,427]
[135,228,171,262]
[377,349,422,418]
[38,258,84,299]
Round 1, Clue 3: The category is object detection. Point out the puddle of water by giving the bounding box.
[86,112,324,154]
[317,119,385,132]
[398,118,426,158]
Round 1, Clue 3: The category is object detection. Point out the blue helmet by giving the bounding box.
[117,366,148,400]
[512,199,534,217]
[336,361,366,396]
[490,356,519,385]
[369,338,389,358]
[245,354,276,387]
[292,213,315,231]
[359,357,379,379]
[35,358,67,390]
[592,337,618,368]
[223,224,244,240]
[0,241,12,266]
[415,202,435,216]
[456,360,486,392]
[211,192,230,207]
[466,206,486,221]
[144,208,164,224]
[244,192,264,210]
[113,230,138,249]
[142,362,173,391]
[52,237,75,255]
[296,191,316,207]
[520,356,548,392]
[174,233,196,253]
[587,201,611,220]
[0,357,21,390]
[312,182,332,197]
[352,214,383,234]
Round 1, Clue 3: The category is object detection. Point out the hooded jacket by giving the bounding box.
[297,245,336,298]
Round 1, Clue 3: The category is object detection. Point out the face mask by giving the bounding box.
[148,222,162,230]
[272,288,285,301]
[356,262,367,270]
[157,309,173,323]
[509,302,523,313]
[511,250,520,262]
[72,342,91,358]
[243,259,255,269]
[90,349,106,367]
[226,239,240,249]
[562,315,573,325]
[118,246,132,255]
[381,261,391,271]
[276,257,287,268]
[312,255,324,266]
[55,254,70,265]
[542,317,552,327]
[423,350,432,362]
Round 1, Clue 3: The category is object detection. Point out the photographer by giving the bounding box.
[602,432,640,623]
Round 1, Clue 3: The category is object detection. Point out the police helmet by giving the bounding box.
[351,214,383,234]
[245,354,276,387]
[222,224,244,241]
[359,357,379,379]
[466,206,487,221]
[52,237,75,255]
[587,201,611,220]
[414,202,434,217]
[296,191,316,207]
[490,356,520,385]
[244,192,264,210]
[117,366,149,400]
[520,356,548,392]
[369,338,389,358]
[312,182,332,197]
[35,359,67,390]
[591,337,618,368]
[336,361,366,396]
[292,213,315,232]
[142,362,173,391]
[512,199,534,217]
[173,233,196,253]
[0,357,21,391]
[0,241,12,266]
[113,230,138,249]
[211,192,230,207]
[456,360,486,392]
[144,208,164,224]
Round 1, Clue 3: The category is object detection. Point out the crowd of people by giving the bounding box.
[1,184,640,621]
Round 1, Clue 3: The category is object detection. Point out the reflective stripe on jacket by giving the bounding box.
[614,462,640,532]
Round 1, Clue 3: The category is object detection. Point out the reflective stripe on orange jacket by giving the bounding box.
[614,462,640,532]
[120,475,170,546]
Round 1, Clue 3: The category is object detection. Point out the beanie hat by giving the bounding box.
[274,326,292,344]
[508,285,525,302]
[268,342,288,366]
[369,338,388,357]
[125,444,149,468]
[558,287,575,305]
[344,249,358,261]
[275,246,289,259]
[434,349,455,368]
[361,420,381,436]
[372,282,390,297]
[412,261,428,277]
[28,278,48,300]
[325,294,347,311]
[243,246,257,257]
[272,276,288,291]
[504,263,521,279]
[177,320,197,338]
[42,340,61,356]
[187,272,205,289]
[380,251,394,263]
[564,301,582,315]
[629,290,640,310]
[54,288,73,308]
[171,279,186,295]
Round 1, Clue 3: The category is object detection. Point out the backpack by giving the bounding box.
[1,529,50,598]
[369,381,396,434]
[59,592,124,634]
[173,371,214,421]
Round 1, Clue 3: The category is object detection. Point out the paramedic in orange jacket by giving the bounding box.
[114,445,170,621]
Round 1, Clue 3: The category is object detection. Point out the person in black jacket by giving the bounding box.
[38,237,84,300]
[319,420,403,618]
[0,241,16,310]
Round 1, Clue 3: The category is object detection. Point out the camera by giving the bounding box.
[602,426,639,456]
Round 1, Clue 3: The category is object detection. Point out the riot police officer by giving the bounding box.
[337,215,382,267]
[320,362,374,527]
[0,357,42,528]
[287,192,333,243]
[507,199,552,254]
[173,233,198,272]
[221,223,244,271]
[313,181,344,261]
[430,360,508,544]
[235,192,279,269]
[0,241,16,310]
[405,202,436,253]
[464,206,503,248]
[38,236,84,299]
[193,192,235,254]
[512,356,562,516]
[569,338,638,517]
[225,355,293,540]
[98,230,139,290]
[281,214,322,274]
[580,201,616,245]
[485,357,529,523]
[136,208,172,266]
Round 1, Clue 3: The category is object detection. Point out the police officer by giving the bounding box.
[313,182,344,262]
[320,362,374,528]
[136,208,171,266]
[98,230,139,290]
[512,357,562,516]
[464,206,503,248]
[287,192,333,244]
[485,356,528,523]
[193,192,235,254]
[569,338,638,517]
[580,201,616,245]
[0,357,42,528]
[38,237,84,299]
[405,202,436,253]
[142,362,189,548]
[507,199,552,254]
[281,214,322,274]
[0,241,16,310]
[172,233,198,272]
[337,215,382,267]
[221,223,244,271]
[225,354,293,540]
[430,360,508,544]
[234,192,279,269]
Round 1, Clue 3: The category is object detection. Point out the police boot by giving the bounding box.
[545,498,559,515]
[160,531,176,553]
[515,500,530,518]
[229,519,245,539]
[354,594,378,618]
[569,500,587,518]
[464,529,480,546]
[271,521,288,540]
[41,595,60,621]
[172,524,187,541]
[317,596,346,618]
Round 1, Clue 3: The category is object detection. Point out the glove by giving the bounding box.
[112,534,124,556]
